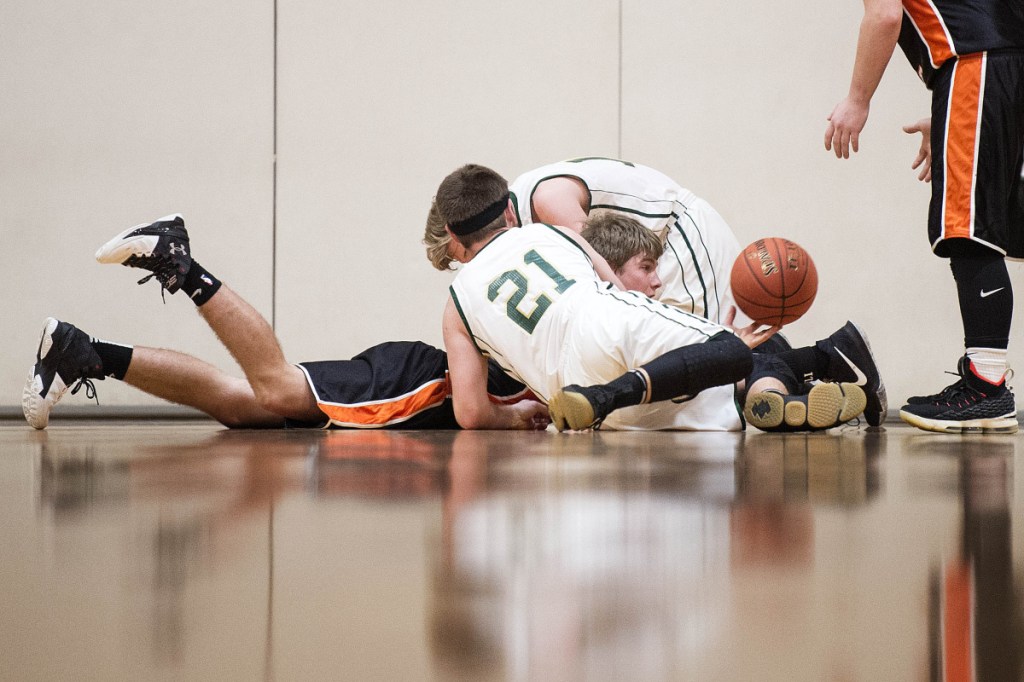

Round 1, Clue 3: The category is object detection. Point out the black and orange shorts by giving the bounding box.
[929,50,1024,258]
[293,340,531,430]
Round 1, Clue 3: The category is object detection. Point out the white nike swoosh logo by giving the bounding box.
[835,348,867,386]
[981,288,1004,298]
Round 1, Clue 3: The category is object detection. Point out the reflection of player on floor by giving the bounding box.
[23,215,547,431]
[429,164,883,432]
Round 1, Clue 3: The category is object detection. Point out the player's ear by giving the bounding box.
[504,201,517,226]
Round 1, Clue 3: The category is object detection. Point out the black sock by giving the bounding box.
[950,254,1012,348]
[778,346,831,382]
[182,260,223,307]
[603,371,648,410]
[92,340,134,380]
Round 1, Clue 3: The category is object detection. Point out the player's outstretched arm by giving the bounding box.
[443,299,550,430]
[824,0,903,159]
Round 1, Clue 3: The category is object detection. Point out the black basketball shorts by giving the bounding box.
[929,50,1024,258]
[291,341,531,430]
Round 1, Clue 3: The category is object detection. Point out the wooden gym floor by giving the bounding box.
[1,419,1020,681]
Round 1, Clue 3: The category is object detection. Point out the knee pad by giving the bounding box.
[645,331,753,403]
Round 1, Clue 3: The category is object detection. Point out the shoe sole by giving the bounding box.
[806,382,866,429]
[95,213,184,264]
[744,391,785,429]
[898,409,1019,434]
[22,317,61,430]
[746,383,866,432]
[548,391,597,432]
[849,322,887,426]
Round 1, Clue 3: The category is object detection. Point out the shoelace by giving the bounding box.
[137,273,169,303]
[70,377,99,405]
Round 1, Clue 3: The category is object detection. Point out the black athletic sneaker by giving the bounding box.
[745,382,866,432]
[819,321,887,427]
[899,356,1018,434]
[548,384,616,431]
[95,214,192,294]
[23,318,104,430]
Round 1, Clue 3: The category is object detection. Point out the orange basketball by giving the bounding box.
[730,237,818,326]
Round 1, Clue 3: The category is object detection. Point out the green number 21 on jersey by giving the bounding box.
[487,249,576,333]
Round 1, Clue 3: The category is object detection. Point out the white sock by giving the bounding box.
[966,347,1008,384]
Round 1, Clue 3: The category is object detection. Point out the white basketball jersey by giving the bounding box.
[449,225,600,401]
[449,224,742,431]
[509,158,743,324]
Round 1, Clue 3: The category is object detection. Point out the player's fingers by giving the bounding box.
[924,168,932,182]
[824,122,835,150]
[851,132,859,154]
[724,305,737,328]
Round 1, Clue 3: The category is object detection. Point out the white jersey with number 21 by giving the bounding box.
[449,224,742,431]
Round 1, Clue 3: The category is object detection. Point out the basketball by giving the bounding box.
[730,237,818,326]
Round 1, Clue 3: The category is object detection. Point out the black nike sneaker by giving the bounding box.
[95,214,192,293]
[899,356,1018,434]
[548,384,616,431]
[819,321,887,427]
[23,318,104,430]
[745,382,866,432]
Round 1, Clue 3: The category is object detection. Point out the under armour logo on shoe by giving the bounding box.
[169,242,188,256]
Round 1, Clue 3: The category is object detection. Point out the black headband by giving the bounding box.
[448,194,509,236]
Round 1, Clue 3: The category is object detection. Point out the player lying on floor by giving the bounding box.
[22,209,696,432]
[22,215,547,431]
[428,163,886,431]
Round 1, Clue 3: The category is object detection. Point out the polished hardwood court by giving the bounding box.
[1,420,1020,681]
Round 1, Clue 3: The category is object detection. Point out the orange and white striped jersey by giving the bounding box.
[899,0,1024,86]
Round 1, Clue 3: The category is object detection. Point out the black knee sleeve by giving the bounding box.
[641,331,753,403]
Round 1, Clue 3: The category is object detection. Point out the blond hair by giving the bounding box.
[423,200,455,271]
[581,211,663,271]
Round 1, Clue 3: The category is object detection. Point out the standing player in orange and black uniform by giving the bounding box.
[23,215,546,431]
[825,0,1024,433]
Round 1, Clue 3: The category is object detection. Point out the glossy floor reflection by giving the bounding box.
[1,422,1021,681]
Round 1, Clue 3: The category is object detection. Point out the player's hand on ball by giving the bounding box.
[724,306,782,349]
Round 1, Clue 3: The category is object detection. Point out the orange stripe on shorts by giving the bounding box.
[942,54,984,242]
[318,378,450,427]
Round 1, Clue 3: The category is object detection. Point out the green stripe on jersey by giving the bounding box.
[449,287,484,354]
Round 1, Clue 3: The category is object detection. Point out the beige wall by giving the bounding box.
[3,0,1022,413]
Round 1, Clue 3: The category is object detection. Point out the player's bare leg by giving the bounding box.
[22,316,288,429]
[195,284,322,421]
[93,214,323,423]
[124,347,286,427]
